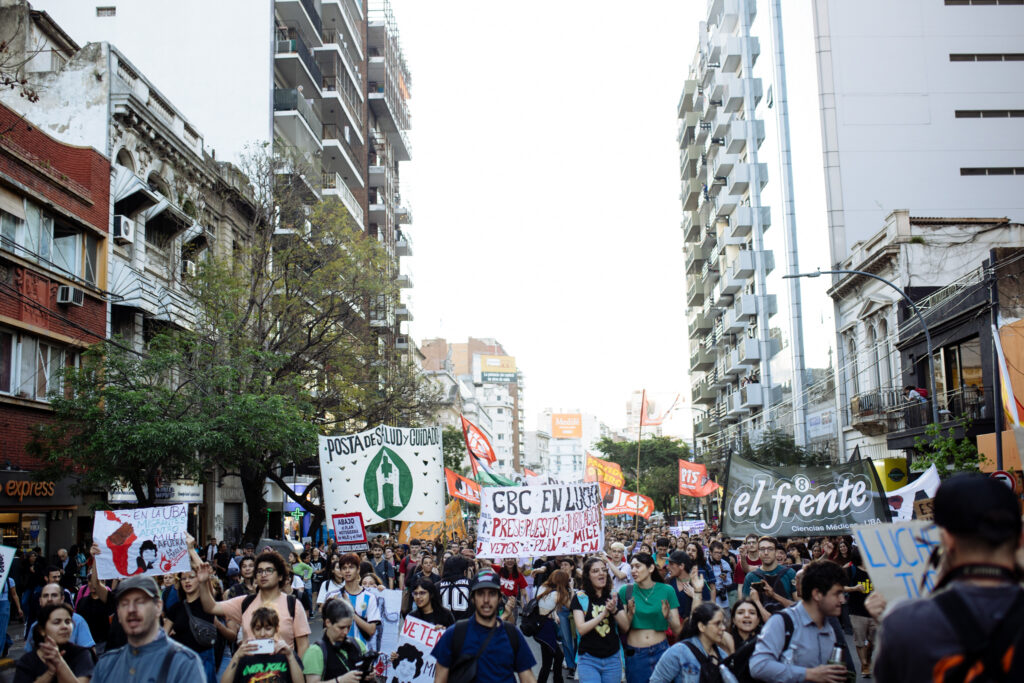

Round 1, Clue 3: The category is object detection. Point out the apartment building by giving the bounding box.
[678,0,779,471]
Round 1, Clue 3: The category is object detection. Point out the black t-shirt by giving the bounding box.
[569,592,619,658]
[214,551,232,578]
[438,578,472,621]
[232,653,294,683]
[846,566,872,617]
[76,591,114,644]
[14,643,95,683]
[166,596,217,652]
[227,581,257,599]
[410,607,455,628]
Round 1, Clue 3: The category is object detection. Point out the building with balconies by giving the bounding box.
[678,0,779,468]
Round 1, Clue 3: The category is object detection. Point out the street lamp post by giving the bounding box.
[783,270,941,427]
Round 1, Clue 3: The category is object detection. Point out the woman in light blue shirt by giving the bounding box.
[650,603,729,683]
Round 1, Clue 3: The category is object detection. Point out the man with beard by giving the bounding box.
[432,570,537,683]
[91,575,204,683]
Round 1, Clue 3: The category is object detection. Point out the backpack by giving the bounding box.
[682,641,729,683]
[448,618,521,683]
[932,586,1024,682]
[518,595,543,637]
[721,635,759,683]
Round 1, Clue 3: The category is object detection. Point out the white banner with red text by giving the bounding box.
[476,482,604,559]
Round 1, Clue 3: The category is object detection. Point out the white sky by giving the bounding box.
[391,1,834,434]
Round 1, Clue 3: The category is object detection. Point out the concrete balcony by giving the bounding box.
[730,205,770,238]
[690,347,715,372]
[276,0,323,44]
[727,163,769,196]
[395,232,413,257]
[701,258,720,287]
[727,119,766,155]
[275,36,322,96]
[682,178,702,211]
[716,192,738,218]
[683,212,701,243]
[396,273,413,288]
[694,379,716,406]
[680,111,699,146]
[396,305,413,322]
[727,392,745,417]
[741,383,764,409]
[738,338,761,366]
[395,204,412,225]
[720,269,743,295]
[734,293,757,321]
[368,201,386,225]
[370,314,394,329]
[685,245,708,274]
[677,79,698,117]
[273,89,322,156]
[723,306,745,334]
[395,335,410,350]
[321,171,364,228]
[725,348,746,376]
[720,75,763,113]
[321,123,364,190]
[687,279,705,307]
[712,151,739,182]
[680,143,702,179]
[710,368,729,389]
[731,250,755,278]
[368,164,386,188]
[722,36,760,73]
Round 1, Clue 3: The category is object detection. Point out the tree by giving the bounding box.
[740,429,831,469]
[912,421,981,478]
[443,425,468,475]
[593,436,692,514]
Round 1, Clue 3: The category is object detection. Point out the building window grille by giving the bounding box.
[955,109,1024,118]
[96,6,116,16]
[949,53,1024,61]
[960,167,1024,175]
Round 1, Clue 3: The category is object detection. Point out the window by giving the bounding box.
[949,53,1024,61]
[96,6,116,17]
[496,408,503,414]
[497,434,504,440]
[955,110,1024,118]
[945,0,1024,5]
[0,329,76,402]
[961,167,1024,175]
[0,197,99,285]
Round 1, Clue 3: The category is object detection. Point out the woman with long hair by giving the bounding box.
[533,569,572,683]
[407,577,453,628]
[14,603,94,683]
[572,557,625,683]
[164,569,229,683]
[649,603,729,683]
[619,553,681,683]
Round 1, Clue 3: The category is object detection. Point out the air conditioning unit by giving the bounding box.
[56,285,84,306]
[112,215,134,244]
[182,259,197,278]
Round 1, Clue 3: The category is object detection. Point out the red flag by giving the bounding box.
[445,468,481,505]
[460,415,496,476]
[524,468,538,477]
[640,390,680,427]
[598,483,654,518]
[678,460,720,497]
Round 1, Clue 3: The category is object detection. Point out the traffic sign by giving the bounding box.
[991,470,1015,490]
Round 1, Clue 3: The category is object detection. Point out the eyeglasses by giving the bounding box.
[256,567,276,576]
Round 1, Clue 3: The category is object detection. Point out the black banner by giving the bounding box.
[721,454,891,538]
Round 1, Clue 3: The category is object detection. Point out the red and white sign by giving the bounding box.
[331,512,368,552]
[991,470,1015,490]
[679,460,720,497]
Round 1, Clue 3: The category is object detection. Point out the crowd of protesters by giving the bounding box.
[1,472,1021,683]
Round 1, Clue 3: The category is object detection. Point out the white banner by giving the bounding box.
[384,615,442,683]
[319,426,444,525]
[885,465,940,521]
[93,505,190,580]
[476,482,604,558]
[368,588,402,677]
[0,545,15,589]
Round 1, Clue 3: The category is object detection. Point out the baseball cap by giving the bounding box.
[934,473,1022,545]
[113,575,160,602]
[470,569,501,594]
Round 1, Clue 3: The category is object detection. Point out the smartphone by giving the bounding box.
[750,581,766,592]
[250,639,275,655]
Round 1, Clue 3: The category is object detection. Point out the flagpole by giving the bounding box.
[635,390,645,534]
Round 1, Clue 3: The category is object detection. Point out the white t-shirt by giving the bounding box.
[291,575,304,592]
[316,579,345,605]
[611,560,632,592]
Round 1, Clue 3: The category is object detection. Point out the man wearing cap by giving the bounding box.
[873,473,1024,682]
[91,575,204,683]
[432,569,537,682]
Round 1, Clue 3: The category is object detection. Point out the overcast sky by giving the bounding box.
[391,1,833,434]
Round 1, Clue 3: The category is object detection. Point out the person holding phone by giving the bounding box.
[302,598,375,683]
[223,607,304,683]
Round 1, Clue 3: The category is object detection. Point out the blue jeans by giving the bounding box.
[556,606,575,670]
[578,652,622,683]
[0,600,10,654]
[198,646,216,683]
[624,640,668,683]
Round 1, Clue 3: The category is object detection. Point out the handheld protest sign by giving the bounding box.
[93,504,190,580]
[386,615,441,683]
[0,544,15,588]
[476,482,604,559]
[852,520,941,609]
[331,512,369,553]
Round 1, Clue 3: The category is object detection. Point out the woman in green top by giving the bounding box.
[618,553,682,683]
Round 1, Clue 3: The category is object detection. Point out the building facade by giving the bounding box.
[678,0,780,473]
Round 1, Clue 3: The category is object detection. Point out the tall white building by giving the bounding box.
[813,0,1024,266]
[482,384,516,474]
[679,0,780,473]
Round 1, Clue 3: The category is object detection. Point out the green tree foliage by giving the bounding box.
[594,436,692,514]
[912,421,981,478]
[442,425,468,475]
[30,147,441,538]
[740,429,831,468]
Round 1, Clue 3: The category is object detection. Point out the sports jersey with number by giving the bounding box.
[438,578,472,620]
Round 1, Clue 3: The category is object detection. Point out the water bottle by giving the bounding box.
[827,643,844,666]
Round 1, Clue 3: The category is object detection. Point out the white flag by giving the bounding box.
[319,425,444,525]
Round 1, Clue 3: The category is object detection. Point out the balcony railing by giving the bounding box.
[321,171,364,227]
[322,28,364,88]
[274,88,322,137]
[298,0,323,35]
[885,386,987,433]
[276,34,323,87]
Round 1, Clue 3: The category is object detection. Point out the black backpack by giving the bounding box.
[932,587,1024,682]
[518,596,543,637]
[682,641,725,683]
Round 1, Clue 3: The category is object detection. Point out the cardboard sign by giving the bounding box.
[476,482,604,558]
[852,521,941,607]
[584,454,625,488]
[367,588,402,677]
[598,483,654,518]
[913,498,935,521]
[331,512,369,553]
[319,426,444,525]
[383,615,442,683]
[722,454,891,537]
[445,468,481,505]
[93,505,190,580]
[398,500,467,544]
